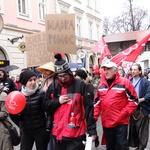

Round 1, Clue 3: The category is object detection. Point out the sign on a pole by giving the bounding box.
[45,14,76,54]
[25,32,54,67]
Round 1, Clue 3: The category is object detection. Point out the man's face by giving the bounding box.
[0,71,4,79]
[57,73,70,83]
[131,65,141,78]
[103,67,117,80]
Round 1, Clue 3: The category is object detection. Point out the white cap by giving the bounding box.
[101,61,117,68]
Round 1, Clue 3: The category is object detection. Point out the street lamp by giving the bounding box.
[7,35,24,44]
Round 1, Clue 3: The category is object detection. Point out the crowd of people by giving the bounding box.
[0,54,150,150]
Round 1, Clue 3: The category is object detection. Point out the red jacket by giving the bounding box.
[94,73,138,128]
[43,76,96,141]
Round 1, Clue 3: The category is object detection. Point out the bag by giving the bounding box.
[9,126,21,146]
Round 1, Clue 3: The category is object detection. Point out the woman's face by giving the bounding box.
[26,76,37,89]
[43,69,53,78]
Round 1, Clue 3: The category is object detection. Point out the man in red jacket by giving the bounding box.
[94,60,138,150]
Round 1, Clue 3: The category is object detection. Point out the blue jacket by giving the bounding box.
[131,77,150,116]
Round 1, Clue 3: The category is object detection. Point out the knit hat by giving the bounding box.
[20,70,36,86]
[54,54,70,73]
[75,69,87,80]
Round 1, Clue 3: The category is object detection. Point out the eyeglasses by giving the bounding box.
[57,73,68,79]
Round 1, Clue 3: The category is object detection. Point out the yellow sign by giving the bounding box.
[18,42,26,52]
[0,61,4,65]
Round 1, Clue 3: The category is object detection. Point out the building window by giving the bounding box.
[89,21,93,39]
[96,24,100,40]
[18,0,28,16]
[94,0,99,11]
[77,17,81,37]
[39,0,46,21]
[0,0,4,14]
[87,0,91,7]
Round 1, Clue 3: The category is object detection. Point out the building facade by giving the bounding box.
[0,0,102,77]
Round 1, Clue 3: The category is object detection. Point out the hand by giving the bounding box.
[59,95,71,104]
[91,135,97,141]
[44,130,50,144]
[138,98,145,103]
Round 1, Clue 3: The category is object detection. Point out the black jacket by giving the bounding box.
[0,68,17,94]
[10,89,46,130]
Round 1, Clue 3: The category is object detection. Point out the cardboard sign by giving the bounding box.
[25,32,54,67]
[45,14,76,54]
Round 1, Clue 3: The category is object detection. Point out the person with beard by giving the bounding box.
[0,68,17,94]
[129,63,150,150]
[43,54,97,150]
[9,70,48,150]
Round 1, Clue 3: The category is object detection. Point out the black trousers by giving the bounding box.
[128,113,149,150]
[103,125,129,150]
[20,127,48,150]
[55,139,85,150]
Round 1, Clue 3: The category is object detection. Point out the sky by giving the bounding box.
[101,0,150,18]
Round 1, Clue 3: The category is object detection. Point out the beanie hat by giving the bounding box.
[75,69,87,80]
[20,70,36,86]
[54,54,70,73]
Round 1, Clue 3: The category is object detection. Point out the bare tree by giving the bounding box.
[103,0,149,34]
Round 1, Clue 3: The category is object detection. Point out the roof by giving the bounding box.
[104,30,150,43]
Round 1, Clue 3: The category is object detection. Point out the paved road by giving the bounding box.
[14,118,150,150]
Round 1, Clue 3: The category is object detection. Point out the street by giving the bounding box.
[14,118,150,150]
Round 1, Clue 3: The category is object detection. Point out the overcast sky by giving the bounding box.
[101,0,150,17]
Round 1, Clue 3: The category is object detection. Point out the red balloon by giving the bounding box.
[5,91,26,114]
[92,65,99,71]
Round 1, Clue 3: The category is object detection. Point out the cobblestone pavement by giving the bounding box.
[14,119,150,150]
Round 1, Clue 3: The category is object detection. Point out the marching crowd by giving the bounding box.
[0,53,150,150]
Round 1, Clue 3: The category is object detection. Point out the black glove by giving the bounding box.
[95,136,99,147]
[44,130,50,144]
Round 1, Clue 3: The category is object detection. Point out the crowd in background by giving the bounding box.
[0,56,150,150]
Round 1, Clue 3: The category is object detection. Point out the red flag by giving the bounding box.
[91,37,111,64]
[111,33,150,66]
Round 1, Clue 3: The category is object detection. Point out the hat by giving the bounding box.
[75,69,87,80]
[54,53,70,73]
[101,61,117,68]
[35,62,54,74]
[20,70,36,86]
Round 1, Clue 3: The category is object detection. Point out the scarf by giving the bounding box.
[21,83,39,96]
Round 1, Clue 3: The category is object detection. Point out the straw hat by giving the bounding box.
[35,62,54,74]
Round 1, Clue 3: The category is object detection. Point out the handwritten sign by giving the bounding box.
[25,32,54,67]
[45,14,76,54]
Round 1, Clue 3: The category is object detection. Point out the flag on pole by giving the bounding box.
[110,33,150,66]
[91,37,111,64]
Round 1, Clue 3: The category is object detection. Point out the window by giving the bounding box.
[87,0,91,7]
[0,0,4,14]
[18,0,28,16]
[96,24,100,40]
[94,0,98,11]
[39,0,46,21]
[77,17,81,37]
[89,21,93,39]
